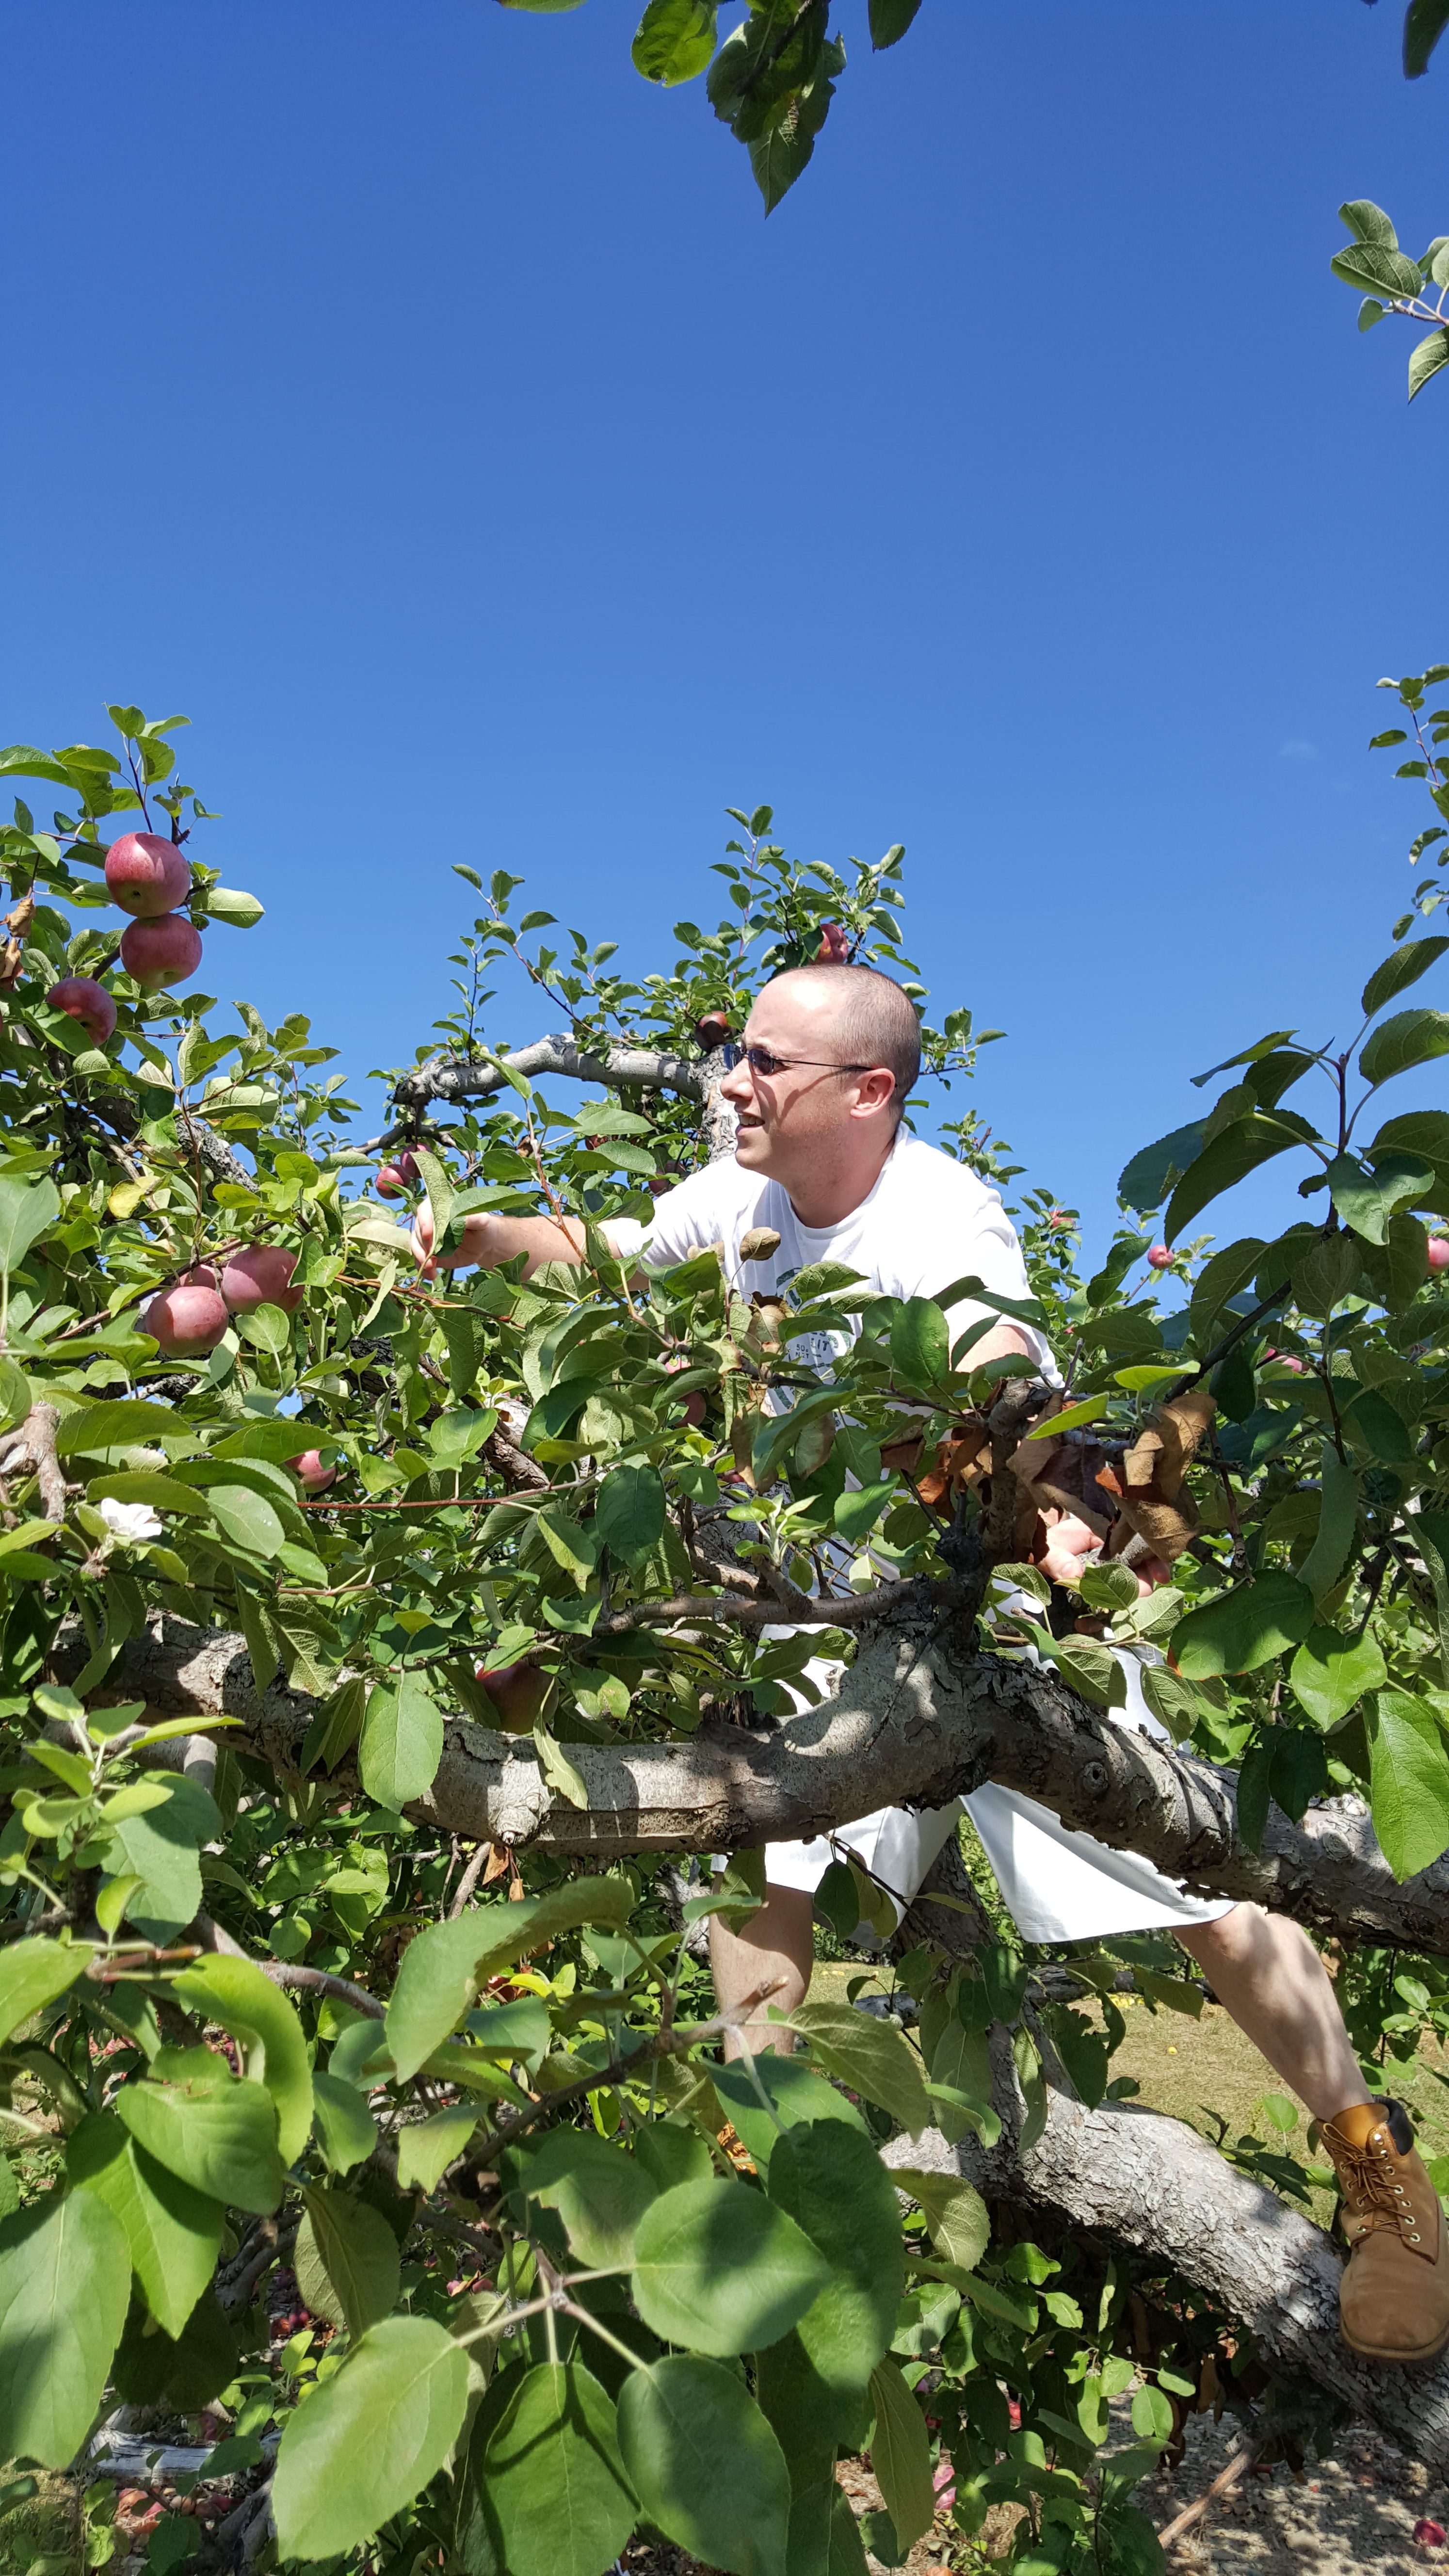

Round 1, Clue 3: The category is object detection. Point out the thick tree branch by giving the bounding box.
[58,1603,1449,1954]
[370,1033,706,1146]
[887,2102,1449,2475]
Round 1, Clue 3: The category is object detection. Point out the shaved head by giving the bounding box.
[768,963,921,1113]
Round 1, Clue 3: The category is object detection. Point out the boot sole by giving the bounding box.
[1341,2320,1449,2366]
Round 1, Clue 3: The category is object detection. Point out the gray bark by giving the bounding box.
[61,1602,1449,1956]
[369,1033,707,1149]
[885,2103,1449,2474]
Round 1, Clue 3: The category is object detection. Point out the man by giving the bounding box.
[420,960,1448,2365]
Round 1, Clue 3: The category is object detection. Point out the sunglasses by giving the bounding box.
[722,1043,875,1078]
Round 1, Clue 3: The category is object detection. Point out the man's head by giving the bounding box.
[719,962,922,1213]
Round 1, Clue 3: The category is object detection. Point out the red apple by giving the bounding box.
[376,1149,420,1199]
[1429,1236,1449,1273]
[693,1011,734,1051]
[1147,1245,1174,1271]
[119,913,204,991]
[142,1269,229,1355]
[293,1450,336,1494]
[816,922,850,963]
[48,976,116,1044]
[220,1244,303,1314]
[475,1659,549,1732]
[104,831,191,918]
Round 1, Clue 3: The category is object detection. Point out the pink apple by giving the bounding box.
[48,976,116,1044]
[220,1244,302,1314]
[104,832,191,918]
[1430,1236,1449,1273]
[1147,1245,1174,1271]
[119,913,203,991]
[376,1149,419,1199]
[292,1450,336,1494]
[142,1269,229,1355]
[816,922,850,963]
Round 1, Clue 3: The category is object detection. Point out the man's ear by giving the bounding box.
[851,1067,898,1117]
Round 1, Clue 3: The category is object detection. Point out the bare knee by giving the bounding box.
[1175,1901,1263,1971]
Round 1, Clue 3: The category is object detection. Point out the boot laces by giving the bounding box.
[1332,2135,1419,2240]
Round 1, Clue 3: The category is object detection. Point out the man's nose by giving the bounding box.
[719,1056,755,1107]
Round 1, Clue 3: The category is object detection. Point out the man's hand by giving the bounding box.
[411,1206,583,1280]
[1037,1507,1168,1595]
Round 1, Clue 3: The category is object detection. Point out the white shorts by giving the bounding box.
[759,1647,1235,1948]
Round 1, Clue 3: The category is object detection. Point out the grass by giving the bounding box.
[0,2474,77,2576]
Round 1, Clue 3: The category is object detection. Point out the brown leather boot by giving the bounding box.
[1320,2098,1449,2364]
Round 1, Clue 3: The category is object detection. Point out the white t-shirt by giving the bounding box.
[608,1133,1053,1380]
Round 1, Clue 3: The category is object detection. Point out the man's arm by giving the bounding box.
[412,1207,585,1279]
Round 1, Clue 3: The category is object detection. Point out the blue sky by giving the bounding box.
[5,0,1448,1260]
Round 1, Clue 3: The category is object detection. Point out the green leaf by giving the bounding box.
[477,2361,636,2576]
[867,2355,934,2550]
[170,1953,312,2164]
[67,2111,222,2339]
[1021,1396,1109,1442]
[385,1878,633,2081]
[310,2069,377,2176]
[0,1937,94,2047]
[1163,1113,1318,1245]
[0,2190,130,2467]
[889,1297,949,1393]
[616,2355,791,2576]
[832,1481,894,1546]
[1339,199,1400,246]
[1416,1511,1449,1676]
[594,1462,666,1562]
[524,2129,657,2268]
[711,2055,869,2176]
[869,0,923,44]
[202,886,264,927]
[1360,1009,1449,1089]
[1405,0,1449,77]
[1117,1122,1207,1214]
[1360,295,1386,330]
[1368,1691,1449,1879]
[55,1399,201,1457]
[359,1672,443,1811]
[768,2120,904,2391]
[1189,1236,1267,1341]
[116,2065,284,2213]
[294,2187,400,2338]
[110,2286,235,2413]
[1297,1445,1360,1602]
[395,2102,479,2194]
[1290,1623,1387,1728]
[890,2163,990,2271]
[1270,1726,1328,1823]
[1331,240,1424,299]
[1362,936,1449,1017]
[631,2175,830,2356]
[1411,326,1449,398]
[632,0,717,84]
[272,2315,470,2560]
[1045,1634,1128,1711]
[0,1174,60,1277]
[1326,1149,1431,1244]
[1170,1573,1315,1678]
[1139,1663,1206,1743]
[1346,1385,1415,1465]
[97,1772,220,1939]
[789,2001,931,2136]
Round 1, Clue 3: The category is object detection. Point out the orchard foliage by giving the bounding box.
[0,682,1444,2573]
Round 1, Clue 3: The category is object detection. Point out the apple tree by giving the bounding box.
[0,683,1446,2572]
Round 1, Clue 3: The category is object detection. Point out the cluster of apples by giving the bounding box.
[140,1252,335,1493]
[47,832,205,1048]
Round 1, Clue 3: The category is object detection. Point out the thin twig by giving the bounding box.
[448,1842,493,1920]
[1155,2442,1257,2550]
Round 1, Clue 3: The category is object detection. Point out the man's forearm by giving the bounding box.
[416,1210,586,1277]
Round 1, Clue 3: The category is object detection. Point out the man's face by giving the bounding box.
[719,975,885,1180]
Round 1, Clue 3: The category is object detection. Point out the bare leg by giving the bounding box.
[708,1885,815,2060]
[1175,1902,1369,2123]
